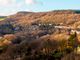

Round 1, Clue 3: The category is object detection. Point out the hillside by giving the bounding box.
[4,10,80,28]
[1,10,80,43]
[0,10,80,60]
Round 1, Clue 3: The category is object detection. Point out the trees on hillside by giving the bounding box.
[68,32,78,50]
[0,21,14,35]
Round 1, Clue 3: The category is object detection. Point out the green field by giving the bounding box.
[0,18,5,21]
[0,16,6,21]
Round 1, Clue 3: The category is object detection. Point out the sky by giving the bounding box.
[0,0,80,16]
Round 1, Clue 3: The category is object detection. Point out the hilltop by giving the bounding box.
[3,10,80,28]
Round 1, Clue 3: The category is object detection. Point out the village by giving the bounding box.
[29,23,80,35]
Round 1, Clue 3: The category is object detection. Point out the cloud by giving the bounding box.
[0,0,23,15]
[25,0,37,5]
[0,0,42,6]
[0,0,16,6]
[0,0,43,16]
[25,0,42,5]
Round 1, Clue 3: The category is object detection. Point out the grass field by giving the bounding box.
[0,18,5,20]
[0,17,5,21]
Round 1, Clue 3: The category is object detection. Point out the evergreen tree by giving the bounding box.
[68,32,78,50]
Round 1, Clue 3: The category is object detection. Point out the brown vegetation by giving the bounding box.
[0,10,79,60]
[4,10,80,28]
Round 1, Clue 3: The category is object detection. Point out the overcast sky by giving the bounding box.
[0,0,80,16]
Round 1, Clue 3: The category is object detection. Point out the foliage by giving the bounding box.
[51,50,63,59]
[68,32,77,49]
[0,45,8,54]
[0,22,14,34]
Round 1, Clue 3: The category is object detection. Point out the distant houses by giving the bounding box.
[38,23,55,30]
[31,23,80,34]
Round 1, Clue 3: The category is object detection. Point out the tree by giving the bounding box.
[68,32,78,50]
[0,21,14,35]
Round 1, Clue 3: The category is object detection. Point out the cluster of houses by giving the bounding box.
[31,23,80,35]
